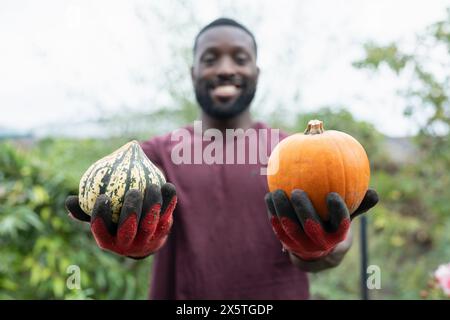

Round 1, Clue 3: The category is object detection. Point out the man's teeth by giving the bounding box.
[212,85,238,97]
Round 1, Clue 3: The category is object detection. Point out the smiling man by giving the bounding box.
[192,19,258,125]
[66,18,378,299]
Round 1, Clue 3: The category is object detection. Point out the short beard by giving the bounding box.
[195,81,257,120]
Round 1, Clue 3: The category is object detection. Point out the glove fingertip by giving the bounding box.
[125,189,142,201]
[325,192,350,232]
[366,189,379,206]
[326,192,347,212]
[161,182,177,198]
[119,189,143,228]
[291,189,315,213]
[160,183,177,215]
[144,184,163,206]
[272,189,288,202]
[291,189,321,228]
[271,189,301,225]
[91,195,116,235]
[352,189,380,219]
[65,195,91,222]
[264,192,276,218]
[140,184,163,223]
[160,195,177,218]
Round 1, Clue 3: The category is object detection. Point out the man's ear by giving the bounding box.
[190,66,195,83]
[256,66,260,84]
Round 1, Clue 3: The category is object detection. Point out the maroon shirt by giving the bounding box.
[140,121,309,299]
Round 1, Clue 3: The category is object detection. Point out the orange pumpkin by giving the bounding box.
[267,119,370,221]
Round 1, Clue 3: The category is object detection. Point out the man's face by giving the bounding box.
[191,26,259,120]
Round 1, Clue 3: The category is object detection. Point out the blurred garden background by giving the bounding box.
[0,0,449,299]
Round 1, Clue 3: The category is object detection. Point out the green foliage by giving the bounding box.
[354,9,450,136]
[354,7,450,221]
[0,139,152,299]
[308,7,450,300]
[353,43,411,74]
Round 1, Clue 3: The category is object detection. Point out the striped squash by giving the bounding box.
[78,140,166,223]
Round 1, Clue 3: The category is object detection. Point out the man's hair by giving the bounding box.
[193,18,257,57]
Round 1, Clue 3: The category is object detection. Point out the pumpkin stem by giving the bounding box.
[304,120,324,135]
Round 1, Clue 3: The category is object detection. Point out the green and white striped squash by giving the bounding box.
[79,140,166,223]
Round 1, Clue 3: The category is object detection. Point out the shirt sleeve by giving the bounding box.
[140,137,165,173]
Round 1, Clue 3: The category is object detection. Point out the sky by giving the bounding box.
[0,0,448,137]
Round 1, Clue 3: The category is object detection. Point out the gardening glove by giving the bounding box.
[65,183,177,259]
[264,189,378,261]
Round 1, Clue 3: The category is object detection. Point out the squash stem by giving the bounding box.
[304,120,324,135]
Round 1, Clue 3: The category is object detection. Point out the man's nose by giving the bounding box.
[216,56,236,76]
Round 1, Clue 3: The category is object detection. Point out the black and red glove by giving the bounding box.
[265,189,378,261]
[65,183,177,259]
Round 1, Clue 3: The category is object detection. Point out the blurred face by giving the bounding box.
[192,26,259,120]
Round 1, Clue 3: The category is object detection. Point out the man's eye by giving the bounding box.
[202,55,216,65]
[235,54,249,65]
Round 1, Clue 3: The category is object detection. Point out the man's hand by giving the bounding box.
[65,183,177,259]
[265,188,378,266]
[288,228,353,273]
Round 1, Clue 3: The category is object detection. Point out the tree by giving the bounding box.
[354,8,450,219]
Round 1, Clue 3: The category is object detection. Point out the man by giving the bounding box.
[65,18,378,299]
